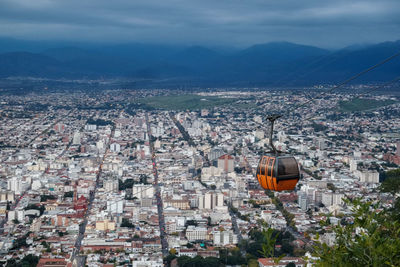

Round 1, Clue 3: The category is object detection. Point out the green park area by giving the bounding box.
[139,94,237,110]
[338,98,396,112]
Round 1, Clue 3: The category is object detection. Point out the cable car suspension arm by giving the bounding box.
[267,114,281,154]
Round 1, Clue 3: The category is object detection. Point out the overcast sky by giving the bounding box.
[0,0,399,48]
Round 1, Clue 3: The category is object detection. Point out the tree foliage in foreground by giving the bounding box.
[176,255,222,267]
[313,198,400,267]
[380,168,400,195]
[7,254,39,267]
[380,168,400,222]
[258,228,285,263]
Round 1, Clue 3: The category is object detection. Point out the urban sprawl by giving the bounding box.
[0,88,399,267]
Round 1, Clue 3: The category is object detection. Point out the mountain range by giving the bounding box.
[0,38,399,87]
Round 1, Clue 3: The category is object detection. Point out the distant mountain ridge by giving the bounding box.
[0,39,399,86]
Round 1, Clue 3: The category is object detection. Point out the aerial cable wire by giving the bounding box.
[283,50,400,116]
[212,74,400,152]
[166,52,400,165]
[269,50,339,88]
[301,75,400,123]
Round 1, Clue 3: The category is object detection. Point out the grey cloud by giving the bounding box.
[0,0,399,48]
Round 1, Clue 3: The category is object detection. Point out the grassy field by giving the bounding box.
[138,94,237,110]
[338,98,397,112]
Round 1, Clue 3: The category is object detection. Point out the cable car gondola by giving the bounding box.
[254,52,400,192]
[256,115,300,191]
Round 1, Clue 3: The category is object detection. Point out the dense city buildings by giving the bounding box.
[0,88,399,266]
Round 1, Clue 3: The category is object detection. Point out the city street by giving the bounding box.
[145,113,169,258]
[70,124,115,265]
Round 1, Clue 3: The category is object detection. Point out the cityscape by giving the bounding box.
[0,88,399,266]
[1,0,400,266]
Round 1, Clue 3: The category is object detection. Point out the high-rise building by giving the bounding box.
[217,154,234,173]
[104,179,119,193]
[201,166,223,182]
[132,184,153,200]
[358,171,379,183]
[198,192,224,210]
[110,143,121,152]
[7,177,20,192]
[96,219,116,231]
[7,177,28,195]
[54,123,65,133]
[349,159,358,172]
[317,138,326,150]
[321,192,333,207]
[213,230,238,246]
[72,131,81,145]
[332,193,345,206]
[96,141,104,150]
[0,191,14,203]
[322,192,345,207]
[186,225,207,241]
[278,131,287,143]
[298,192,308,211]
[154,139,161,149]
[85,124,97,131]
[107,199,124,214]
[314,190,322,204]
[397,142,400,156]
[209,147,225,162]
[216,193,224,207]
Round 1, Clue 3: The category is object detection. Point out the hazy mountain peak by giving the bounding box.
[0,39,399,85]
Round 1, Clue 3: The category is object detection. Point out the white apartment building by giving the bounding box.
[198,192,224,210]
[186,225,207,241]
[132,184,154,200]
[213,230,238,246]
[104,179,119,193]
[356,170,379,183]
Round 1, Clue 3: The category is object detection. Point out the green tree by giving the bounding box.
[176,255,221,267]
[185,220,198,227]
[119,178,134,190]
[281,241,294,255]
[313,198,400,266]
[203,257,221,267]
[12,237,27,249]
[207,216,212,226]
[380,168,400,195]
[164,253,177,267]
[58,231,68,237]
[120,218,135,228]
[40,194,57,202]
[327,183,336,192]
[64,191,74,198]
[226,247,246,265]
[390,198,400,222]
[7,254,39,267]
[177,256,191,267]
[258,228,285,263]
[380,168,400,222]
[248,259,259,267]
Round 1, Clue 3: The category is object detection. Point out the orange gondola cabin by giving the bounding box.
[256,155,300,191]
[255,114,300,191]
